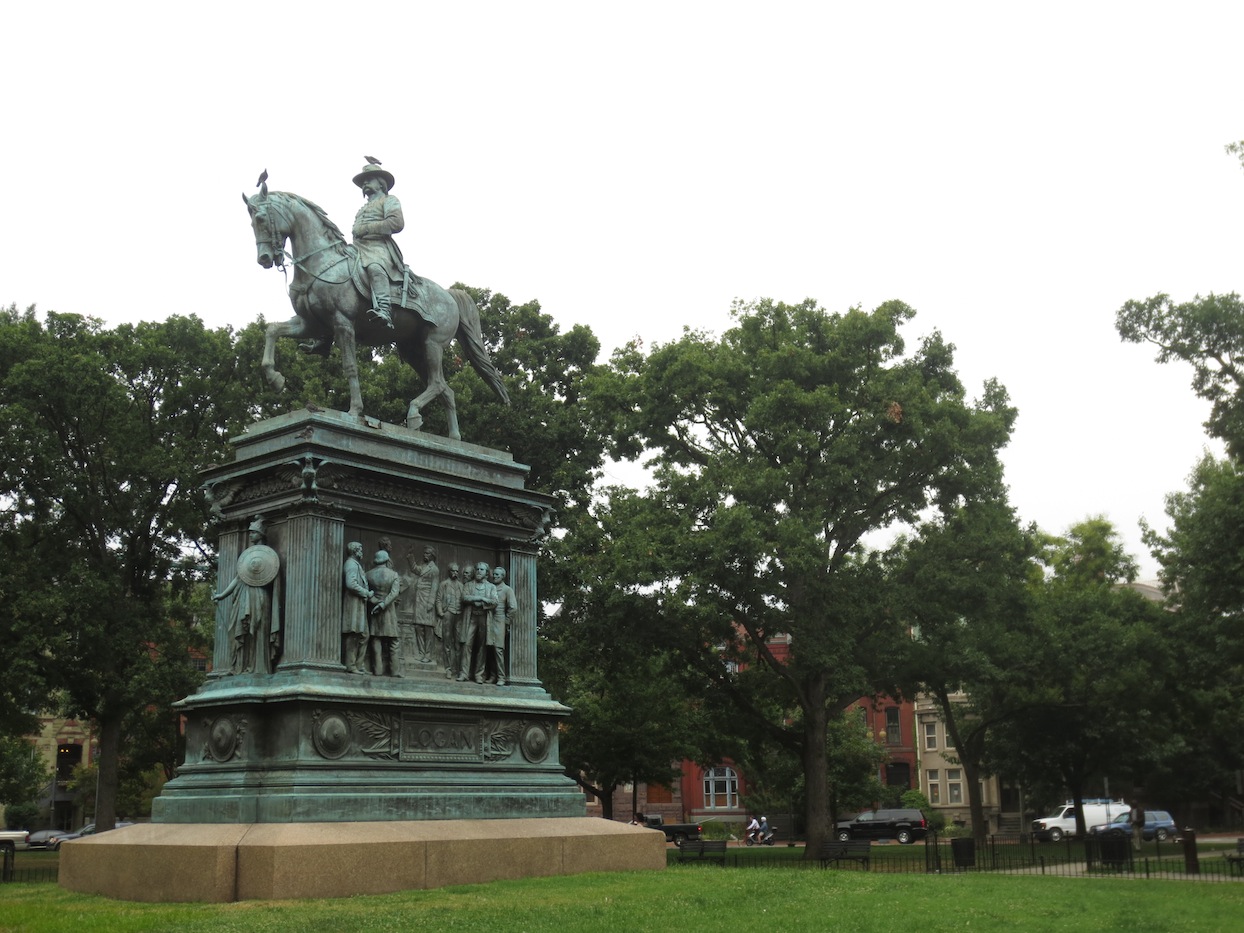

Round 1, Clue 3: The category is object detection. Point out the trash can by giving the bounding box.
[1181,828,1200,875]
[951,836,976,869]
[1095,836,1132,870]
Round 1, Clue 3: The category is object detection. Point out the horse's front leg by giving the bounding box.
[263,316,313,392]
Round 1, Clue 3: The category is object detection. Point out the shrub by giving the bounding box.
[3,801,39,830]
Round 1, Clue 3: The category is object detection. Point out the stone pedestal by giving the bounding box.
[58,819,666,902]
[153,409,584,824]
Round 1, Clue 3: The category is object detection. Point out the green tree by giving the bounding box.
[541,488,719,819]
[1116,292,1244,456]
[982,519,1171,835]
[895,497,1036,845]
[1141,455,1244,807]
[593,298,1016,853]
[0,735,50,812]
[0,308,254,832]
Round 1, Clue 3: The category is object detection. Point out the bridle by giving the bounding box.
[250,191,354,286]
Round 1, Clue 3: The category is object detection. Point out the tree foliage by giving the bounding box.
[0,735,50,811]
[979,519,1173,830]
[894,496,1035,843]
[540,488,720,819]
[1116,292,1244,456]
[0,307,258,830]
[589,298,1016,851]
[1142,455,1244,800]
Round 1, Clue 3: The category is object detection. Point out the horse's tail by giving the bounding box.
[451,289,510,405]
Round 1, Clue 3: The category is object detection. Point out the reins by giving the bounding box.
[256,194,356,287]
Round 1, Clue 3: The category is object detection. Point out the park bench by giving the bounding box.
[676,839,728,864]
[819,840,872,870]
[1225,838,1244,876]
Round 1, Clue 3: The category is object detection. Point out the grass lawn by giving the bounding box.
[3,862,1244,933]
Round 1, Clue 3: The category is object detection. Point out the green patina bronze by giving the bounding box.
[155,409,581,824]
[152,165,580,824]
[242,161,508,442]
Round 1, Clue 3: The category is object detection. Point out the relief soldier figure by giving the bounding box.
[458,562,497,684]
[487,566,518,687]
[341,541,373,674]
[402,545,439,664]
[366,549,403,676]
[436,562,464,679]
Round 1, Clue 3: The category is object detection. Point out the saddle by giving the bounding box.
[347,248,431,324]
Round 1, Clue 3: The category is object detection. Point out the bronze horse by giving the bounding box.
[243,180,508,440]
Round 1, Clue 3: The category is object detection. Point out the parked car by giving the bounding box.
[640,814,703,847]
[49,821,134,850]
[835,808,929,845]
[26,829,74,850]
[1089,809,1176,842]
[0,829,29,853]
[1031,800,1128,842]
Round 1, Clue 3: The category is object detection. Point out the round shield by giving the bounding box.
[236,544,280,586]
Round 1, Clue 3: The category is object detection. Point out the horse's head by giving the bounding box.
[242,180,286,270]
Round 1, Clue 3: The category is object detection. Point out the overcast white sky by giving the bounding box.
[3,1,1241,577]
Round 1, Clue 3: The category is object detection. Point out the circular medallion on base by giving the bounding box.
[519,721,552,763]
[204,715,244,762]
[312,710,352,759]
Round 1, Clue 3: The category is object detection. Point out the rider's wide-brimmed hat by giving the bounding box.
[353,163,396,191]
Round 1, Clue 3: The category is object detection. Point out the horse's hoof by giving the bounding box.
[271,374,286,392]
[407,414,424,432]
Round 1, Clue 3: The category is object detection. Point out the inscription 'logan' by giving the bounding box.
[400,716,481,762]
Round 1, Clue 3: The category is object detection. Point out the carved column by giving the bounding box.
[210,524,244,678]
[505,542,539,685]
[277,504,348,672]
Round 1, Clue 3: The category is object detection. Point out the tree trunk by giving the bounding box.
[963,757,988,846]
[934,692,990,846]
[801,680,829,858]
[94,711,122,831]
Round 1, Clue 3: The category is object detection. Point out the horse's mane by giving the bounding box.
[271,191,347,244]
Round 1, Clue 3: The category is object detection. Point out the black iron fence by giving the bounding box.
[673,831,1244,882]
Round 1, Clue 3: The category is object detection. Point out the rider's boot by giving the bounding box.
[366,266,395,328]
[369,294,394,329]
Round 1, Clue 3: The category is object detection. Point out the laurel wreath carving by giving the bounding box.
[348,709,400,759]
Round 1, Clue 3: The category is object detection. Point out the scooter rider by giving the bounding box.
[745,814,760,844]
[759,816,773,844]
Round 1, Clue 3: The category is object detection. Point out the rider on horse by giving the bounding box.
[352,159,405,329]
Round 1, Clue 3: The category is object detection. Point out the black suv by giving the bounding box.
[835,808,929,845]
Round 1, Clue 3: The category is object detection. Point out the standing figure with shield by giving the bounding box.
[212,515,281,675]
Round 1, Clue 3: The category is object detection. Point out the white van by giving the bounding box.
[1031,800,1128,842]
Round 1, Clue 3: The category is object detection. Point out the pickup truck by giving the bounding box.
[642,814,702,847]
[1,829,30,854]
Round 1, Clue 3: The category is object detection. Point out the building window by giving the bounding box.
[885,708,900,745]
[927,769,941,804]
[885,762,911,789]
[944,726,955,749]
[646,784,673,804]
[923,722,938,750]
[703,766,738,810]
[947,768,962,804]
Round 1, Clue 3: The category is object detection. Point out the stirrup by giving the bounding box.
[368,306,394,328]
